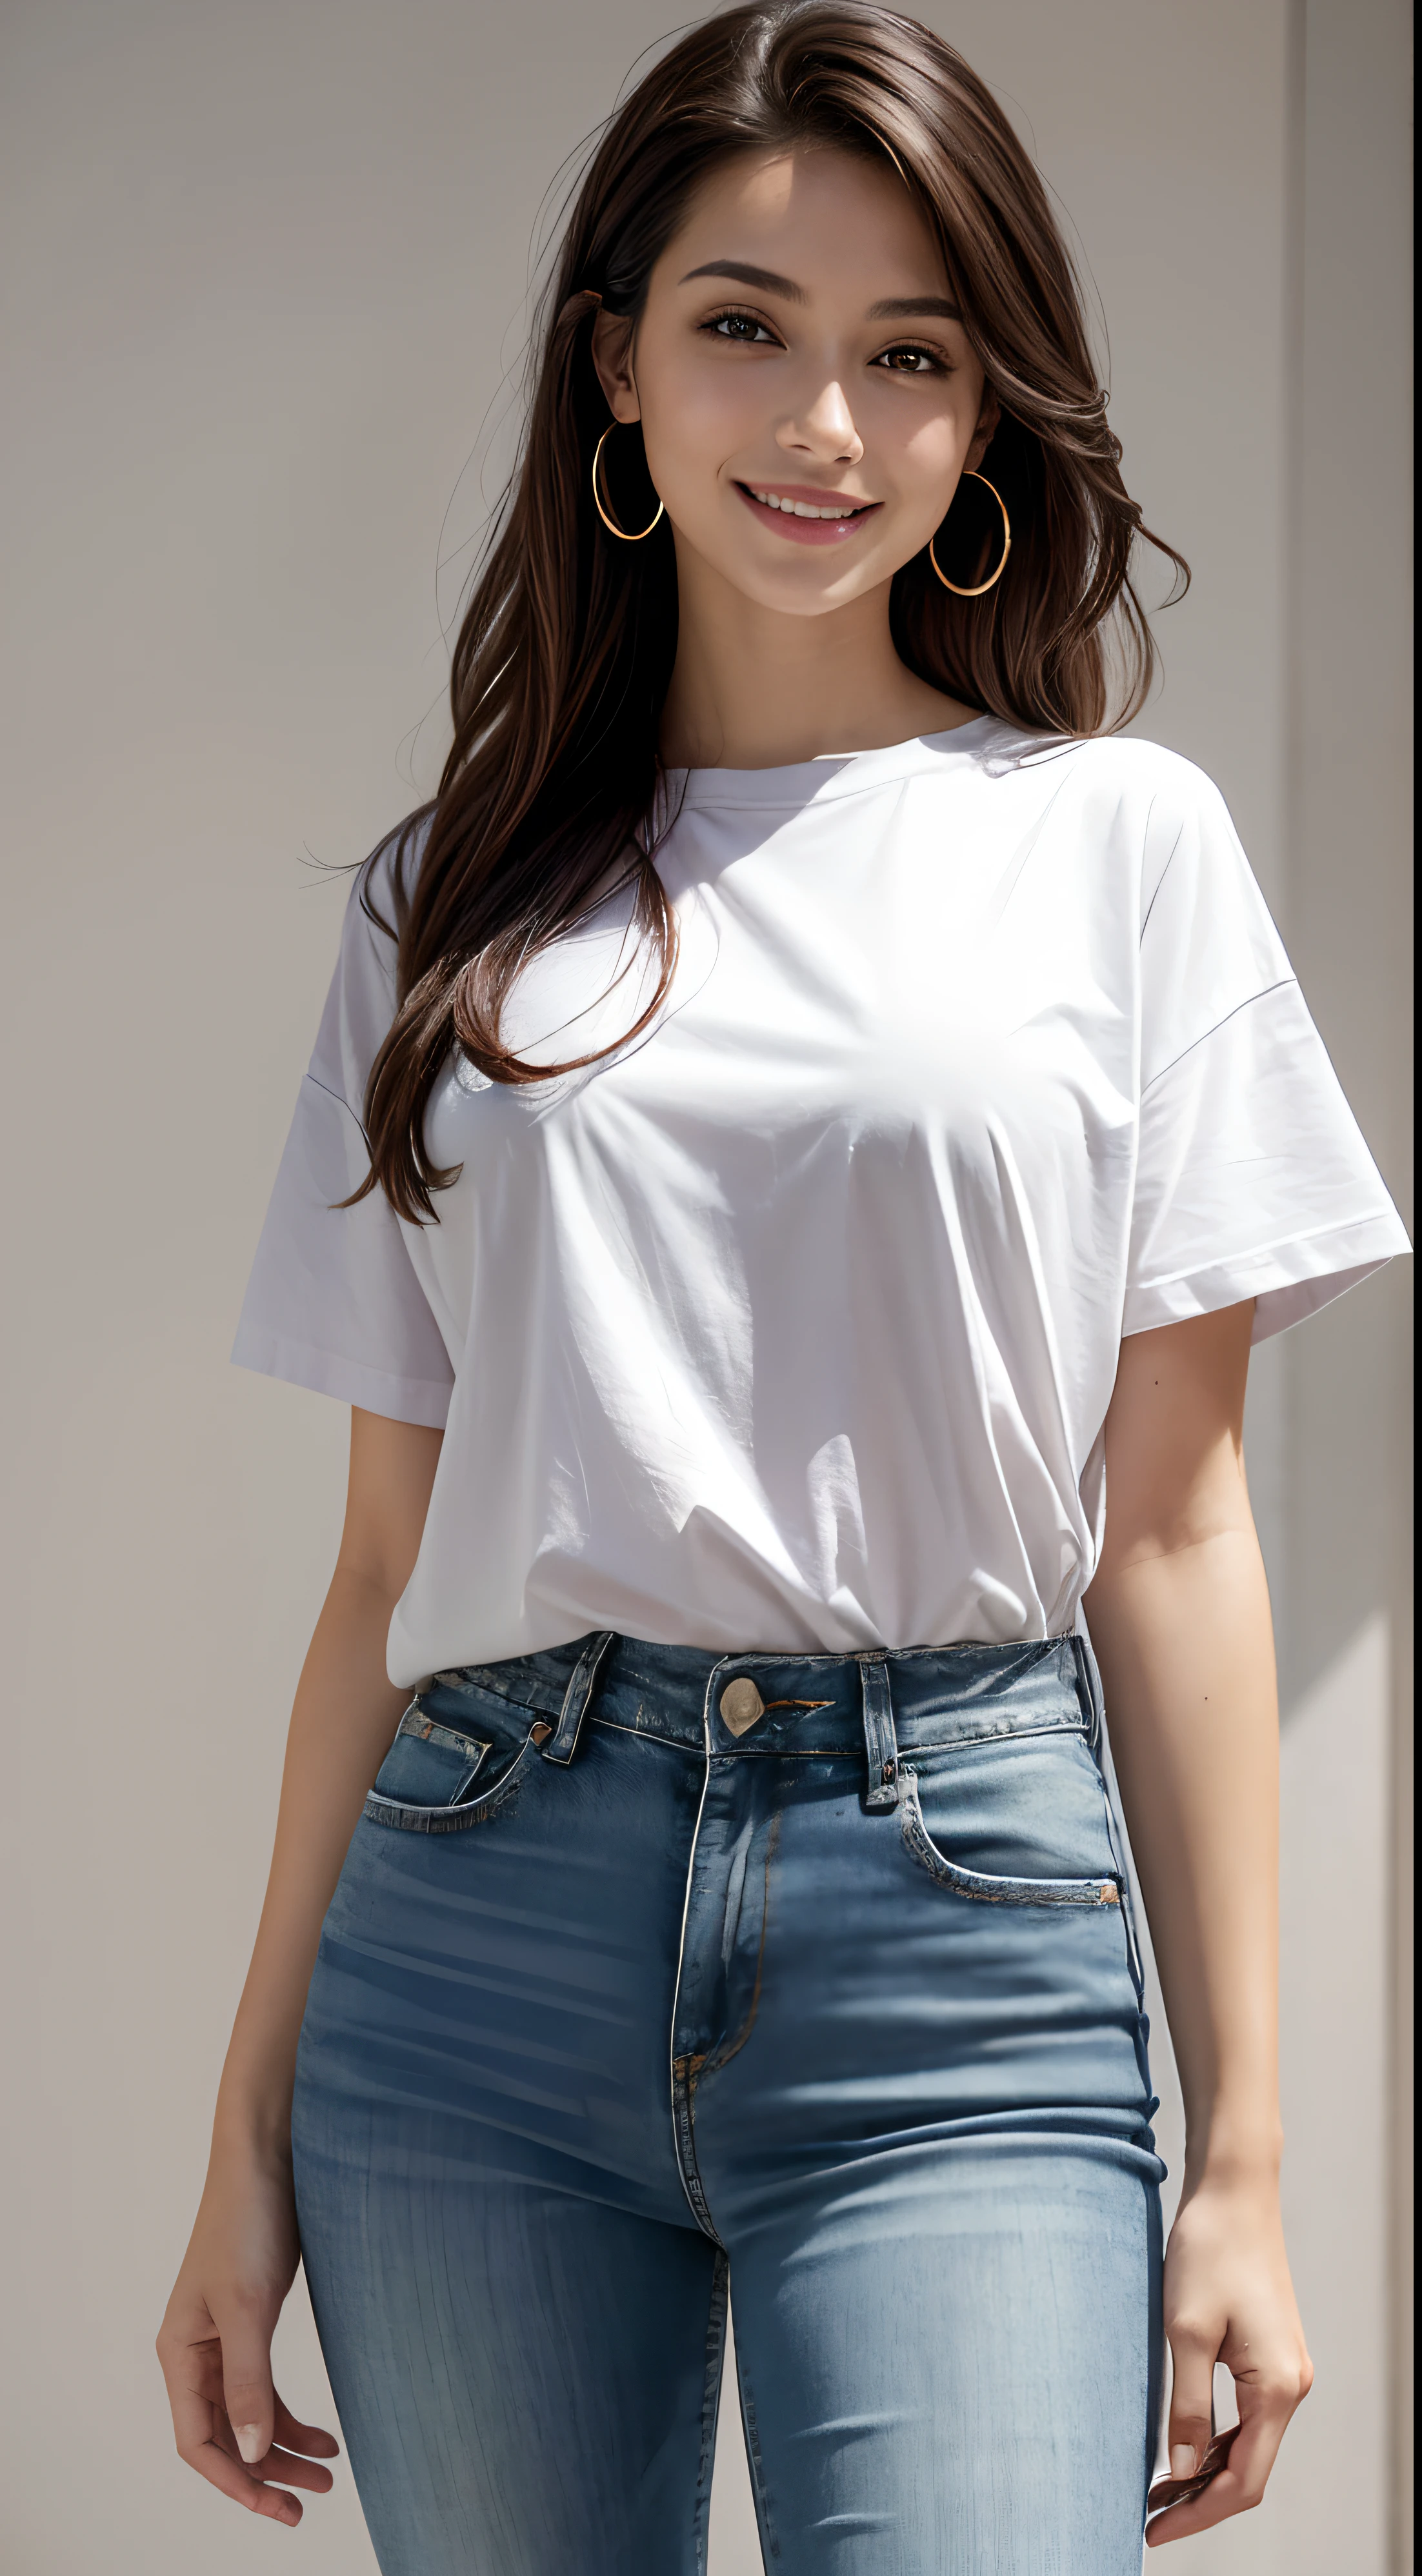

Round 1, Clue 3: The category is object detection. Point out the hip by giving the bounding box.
[299,1632,1160,2206]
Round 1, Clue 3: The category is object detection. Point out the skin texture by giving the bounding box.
[157,1410,441,2522]
[591,145,998,768]
[1087,1303,1312,2542]
[158,143,1310,2539]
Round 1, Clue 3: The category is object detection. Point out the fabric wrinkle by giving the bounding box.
[234,724,1407,1681]
[295,1631,1165,2573]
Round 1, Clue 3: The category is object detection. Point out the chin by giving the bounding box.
[716,549,884,615]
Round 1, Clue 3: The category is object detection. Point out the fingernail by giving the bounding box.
[1170,2444,1197,2481]
[234,2424,266,2465]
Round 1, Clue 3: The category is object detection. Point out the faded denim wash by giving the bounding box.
[292,1633,1165,2574]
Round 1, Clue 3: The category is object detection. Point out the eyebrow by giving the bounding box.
[867,294,961,321]
[679,259,807,301]
[677,261,960,323]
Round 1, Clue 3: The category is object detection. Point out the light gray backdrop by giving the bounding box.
[1,3,1411,2571]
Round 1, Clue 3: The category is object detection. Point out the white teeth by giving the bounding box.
[748,488,865,519]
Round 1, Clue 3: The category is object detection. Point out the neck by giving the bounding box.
[658,537,974,770]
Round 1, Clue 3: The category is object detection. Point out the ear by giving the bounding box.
[965,386,1001,474]
[590,310,641,423]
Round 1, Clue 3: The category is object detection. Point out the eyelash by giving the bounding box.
[700,305,949,374]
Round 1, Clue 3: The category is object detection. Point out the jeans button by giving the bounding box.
[720,1677,765,1736]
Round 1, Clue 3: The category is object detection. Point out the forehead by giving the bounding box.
[659,143,950,301]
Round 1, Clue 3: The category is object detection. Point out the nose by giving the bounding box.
[776,375,864,469]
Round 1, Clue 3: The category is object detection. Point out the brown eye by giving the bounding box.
[706,310,778,345]
[876,345,940,375]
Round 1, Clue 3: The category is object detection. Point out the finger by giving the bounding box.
[1147,2396,1294,2544]
[1164,2326,1217,2486]
[1147,2457,1254,2546]
[211,2423,336,2496]
[1148,2470,1235,2546]
[167,2379,306,2525]
[1194,2375,1295,2517]
[213,2295,279,2467]
[194,2439,308,2524]
[160,2322,310,2524]
[271,2390,341,2459]
[165,2364,226,2483]
[163,2329,227,2406]
[197,2364,338,2461]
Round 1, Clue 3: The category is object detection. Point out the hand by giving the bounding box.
[157,2150,339,2527]
[1147,2172,1313,2546]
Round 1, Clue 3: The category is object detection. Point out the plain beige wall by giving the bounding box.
[1,5,1410,2572]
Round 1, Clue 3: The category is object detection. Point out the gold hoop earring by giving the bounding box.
[592,423,665,541]
[927,470,1011,595]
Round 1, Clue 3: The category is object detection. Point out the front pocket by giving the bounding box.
[899,1767,1121,1908]
[363,1695,538,1834]
[369,1706,492,1807]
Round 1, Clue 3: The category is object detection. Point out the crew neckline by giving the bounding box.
[672,715,1003,809]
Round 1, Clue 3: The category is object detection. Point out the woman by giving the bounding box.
[157,6,1408,2570]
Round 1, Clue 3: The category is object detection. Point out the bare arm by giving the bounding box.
[157,1407,443,2526]
[1085,1303,1312,2545]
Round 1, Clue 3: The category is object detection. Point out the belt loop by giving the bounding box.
[859,1652,901,1811]
[541,1631,616,1765]
[1071,1633,1104,1752]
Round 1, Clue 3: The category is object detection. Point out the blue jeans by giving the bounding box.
[292,1634,1164,2573]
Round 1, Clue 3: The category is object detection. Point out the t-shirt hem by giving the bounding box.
[230,1321,453,1428]
[1123,1211,1410,1344]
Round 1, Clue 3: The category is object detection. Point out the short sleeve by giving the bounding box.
[1125,766,1410,1343]
[231,845,456,1426]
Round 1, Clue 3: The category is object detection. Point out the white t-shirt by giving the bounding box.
[234,721,1408,1684]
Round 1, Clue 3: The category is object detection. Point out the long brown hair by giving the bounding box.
[359,0,1187,1220]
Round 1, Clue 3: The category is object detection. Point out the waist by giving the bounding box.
[426,1630,1098,1762]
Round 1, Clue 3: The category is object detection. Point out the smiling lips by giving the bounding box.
[736,481,881,544]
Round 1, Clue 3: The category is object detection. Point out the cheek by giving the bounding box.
[871,406,976,538]
[894,406,972,485]
[641,370,758,507]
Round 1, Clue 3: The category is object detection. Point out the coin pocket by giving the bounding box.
[369,1706,492,1810]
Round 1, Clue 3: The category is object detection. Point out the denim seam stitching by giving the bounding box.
[429,1672,550,1717]
[693,2250,730,2573]
[666,1661,731,2245]
[884,1717,1088,1758]
[591,1713,1088,1758]
[697,1813,781,2081]
[734,2357,782,2562]
[899,1771,1121,1906]
[362,1732,536,1833]
[397,1712,493,1767]
[589,1713,705,1755]
[690,1635,1072,1671]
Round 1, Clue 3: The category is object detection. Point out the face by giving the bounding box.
[592,145,997,617]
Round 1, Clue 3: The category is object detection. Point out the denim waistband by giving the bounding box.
[426,1633,1101,1813]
